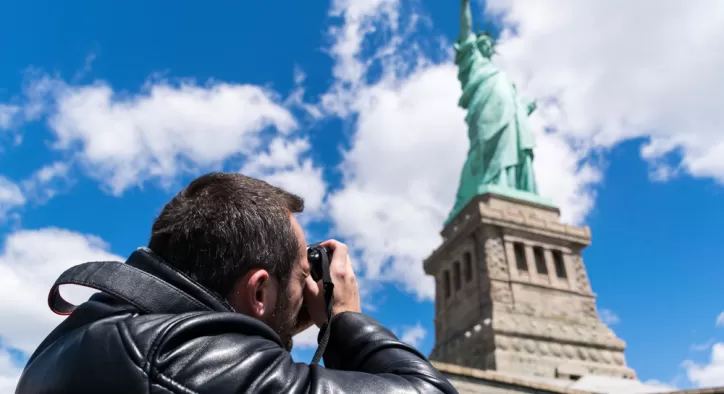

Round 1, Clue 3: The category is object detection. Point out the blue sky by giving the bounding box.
[2,0,724,391]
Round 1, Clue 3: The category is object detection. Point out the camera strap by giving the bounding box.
[47,260,213,316]
[47,253,336,365]
[310,250,334,365]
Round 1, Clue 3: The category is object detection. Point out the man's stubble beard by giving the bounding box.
[267,287,298,352]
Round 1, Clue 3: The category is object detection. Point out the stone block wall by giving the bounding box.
[425,193,636,381]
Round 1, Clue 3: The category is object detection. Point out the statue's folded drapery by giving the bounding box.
[448,32,539,221]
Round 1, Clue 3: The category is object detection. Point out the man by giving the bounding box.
[16,172,457,394]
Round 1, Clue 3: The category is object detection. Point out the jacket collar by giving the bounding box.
[125,247,235,313]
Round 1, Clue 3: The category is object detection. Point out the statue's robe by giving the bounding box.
[448,33,538,221]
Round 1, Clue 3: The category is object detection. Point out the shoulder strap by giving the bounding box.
[310,251,334,365]
[48,261,212,316]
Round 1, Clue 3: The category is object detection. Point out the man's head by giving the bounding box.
[148,172,310,350]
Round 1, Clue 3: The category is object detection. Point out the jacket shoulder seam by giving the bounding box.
[149,313,211,393]
[119,315,202,394]
[148,367,199,394]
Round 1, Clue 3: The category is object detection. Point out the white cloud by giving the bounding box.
[292,325,320,350]
[28,77,297,194]
[322,0,461,300]
[0,347,22,394]
[322,0,405,118]
[570,375,678,394]
[485,0,724,183]
[0,176,25,219]
[641,379,678,392]
[683,342,724,388]
[599,308,620,327]
[328,65,465,299]
[525,115,602,224]
[327,0,400,86]
[0,163,72,220]
[241,137,327,218]
[683,311,724,387]
[322,0,724,303]
[9,70,328,210]
[21,161,72,203]
[400,322,426,349]
[285,67,324,120]
[322,0,600,300]
[0,228,123,354]
[691,339,715,352]
[0,105,20,130]
[27,161,70,185]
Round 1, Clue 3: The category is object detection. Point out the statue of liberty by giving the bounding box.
[447,0,541,223]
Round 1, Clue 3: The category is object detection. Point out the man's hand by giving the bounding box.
[322,240,361,316]
[302,240,361,327]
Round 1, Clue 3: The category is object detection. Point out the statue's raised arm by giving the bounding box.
[460,0,473,39]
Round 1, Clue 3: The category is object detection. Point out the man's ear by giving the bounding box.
[227,269,276,318]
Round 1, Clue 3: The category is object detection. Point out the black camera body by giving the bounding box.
[307,244,332,282]
[303,243,336,364]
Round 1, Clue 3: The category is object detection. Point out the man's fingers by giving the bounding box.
[319,239,348,254]
[303,274,329,327]
[313,239,362,316]
[319,240,351,272]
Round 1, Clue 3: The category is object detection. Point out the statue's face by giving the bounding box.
[476,35,494,58]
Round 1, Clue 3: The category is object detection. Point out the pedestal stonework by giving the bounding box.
[423,192,636,381]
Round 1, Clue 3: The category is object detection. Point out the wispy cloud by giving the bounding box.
[599,308,620,327]
[399,323,426,349]
[715,312,724,328]
[691,339,715,352]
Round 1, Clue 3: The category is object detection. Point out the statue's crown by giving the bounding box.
[474,23,496,44]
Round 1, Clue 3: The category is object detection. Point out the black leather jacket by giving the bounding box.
[16,249,457,394]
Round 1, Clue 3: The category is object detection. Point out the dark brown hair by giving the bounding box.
[148,172,304,296]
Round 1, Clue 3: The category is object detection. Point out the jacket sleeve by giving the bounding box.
[155,312,458,394]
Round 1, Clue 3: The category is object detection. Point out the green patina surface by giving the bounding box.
[447,0,553,223]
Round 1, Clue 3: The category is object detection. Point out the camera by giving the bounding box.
[307,243,331,282]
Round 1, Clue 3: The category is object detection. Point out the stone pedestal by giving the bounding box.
[423,192,636,381]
